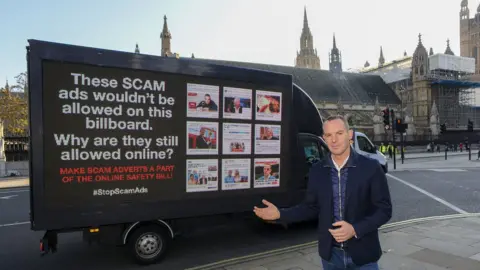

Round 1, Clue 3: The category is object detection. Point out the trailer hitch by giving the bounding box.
[40,231,58,256]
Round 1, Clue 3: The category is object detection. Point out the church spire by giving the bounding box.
[329,33,342,73]
[295,6,320,69]
[303,6,309,31]
[160,15,172,57]
[378,46,385,67]
[135,43,140,54]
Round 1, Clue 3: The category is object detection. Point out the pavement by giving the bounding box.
[0,176,29,189]
[0,162,479,269]
[394,150,476,160]
[388,154,479,172]
[189,215,480,270]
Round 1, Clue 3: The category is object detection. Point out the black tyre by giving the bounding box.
[128,224,170,265]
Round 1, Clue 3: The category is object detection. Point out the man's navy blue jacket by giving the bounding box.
[279,149,392,266]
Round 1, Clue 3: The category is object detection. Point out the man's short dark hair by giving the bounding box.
[323,114,350,131]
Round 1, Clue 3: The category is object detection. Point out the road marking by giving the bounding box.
[428,169,467,172]
[386,173,468,214]
[0,195,18,200]
[0,221,30,228]
[0,189,29,194]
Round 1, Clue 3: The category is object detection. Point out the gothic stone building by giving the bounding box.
[135,9,402,138]
[460,0,480,74]
[359,32,479,136]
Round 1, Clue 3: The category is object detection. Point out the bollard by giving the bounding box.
[445,147,447,160]
[469,147,471,160]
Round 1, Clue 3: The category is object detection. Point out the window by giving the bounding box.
[357,136,376,154]
[303,141,320,158]
[301,139,326,165]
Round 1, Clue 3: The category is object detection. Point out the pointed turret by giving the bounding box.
[295,6,320,69]
[303,6,309,32]
[336,96,344,115]
[444,39,454,55]
[374,96,381,115]
[378,46,385,67]
[160,15,172,57]
[135,43,140,54]
[429,47,434,56]
[329,33,342,73]
[412,33,429,81]
[364,61,370,68]
[191,53,195,58]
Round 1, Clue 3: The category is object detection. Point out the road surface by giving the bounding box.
[1,168,479,269]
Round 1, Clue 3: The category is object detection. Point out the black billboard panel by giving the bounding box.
[28,40,294,230]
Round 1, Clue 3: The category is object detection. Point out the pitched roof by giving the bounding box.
[193,58,401,105]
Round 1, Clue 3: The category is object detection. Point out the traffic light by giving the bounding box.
[395,118,408,133]
[382,108,390,129]
[467,119,473,132]
[440,123,446,134]
[395,118,403,133]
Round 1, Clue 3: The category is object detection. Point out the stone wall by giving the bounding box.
[2,161,29,176]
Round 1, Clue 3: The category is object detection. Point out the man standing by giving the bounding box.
[253,115,392,269]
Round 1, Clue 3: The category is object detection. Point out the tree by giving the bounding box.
[0,72,28,136]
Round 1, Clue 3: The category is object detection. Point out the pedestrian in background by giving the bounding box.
[253,115,392,270]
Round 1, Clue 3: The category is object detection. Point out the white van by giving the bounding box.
[351,131,389,173]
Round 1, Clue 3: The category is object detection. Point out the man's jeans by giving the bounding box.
[321,247,379,270]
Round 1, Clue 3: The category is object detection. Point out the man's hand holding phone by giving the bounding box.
[328,220,357,242]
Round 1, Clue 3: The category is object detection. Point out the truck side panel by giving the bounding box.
[27,40,307,231]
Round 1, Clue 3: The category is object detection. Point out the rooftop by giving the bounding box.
[193,58,401,106]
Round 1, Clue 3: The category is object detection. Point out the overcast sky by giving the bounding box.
[1,0,478,86]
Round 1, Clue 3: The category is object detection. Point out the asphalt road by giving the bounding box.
[1,168,480,270]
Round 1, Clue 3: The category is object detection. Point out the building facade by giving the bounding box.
[460,0,480,74]
[134,9,402,139]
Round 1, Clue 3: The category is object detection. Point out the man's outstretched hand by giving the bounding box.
[253,199,280,221]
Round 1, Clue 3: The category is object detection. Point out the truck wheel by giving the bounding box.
[128,225,170,265]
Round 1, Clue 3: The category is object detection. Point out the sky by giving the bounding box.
[1,0,480,101]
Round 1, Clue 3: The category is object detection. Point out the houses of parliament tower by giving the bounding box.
[295,8,321,69]
[460,0,480,73]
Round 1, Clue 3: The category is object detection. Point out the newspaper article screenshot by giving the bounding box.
[254,158,280,188]
[255,90,282,121]
[187,83,219,118]
[221,159,251,190]
[187,121,219,155]
[223,86,252,120]
[186,159,219,192]
[222,123,252,155]
[254,124,281,155]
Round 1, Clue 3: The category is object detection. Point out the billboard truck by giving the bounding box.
[26,39,327,265]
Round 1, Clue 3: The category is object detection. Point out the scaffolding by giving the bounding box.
[430,71,478,130]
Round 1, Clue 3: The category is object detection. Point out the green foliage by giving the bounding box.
[0,72,28,136]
